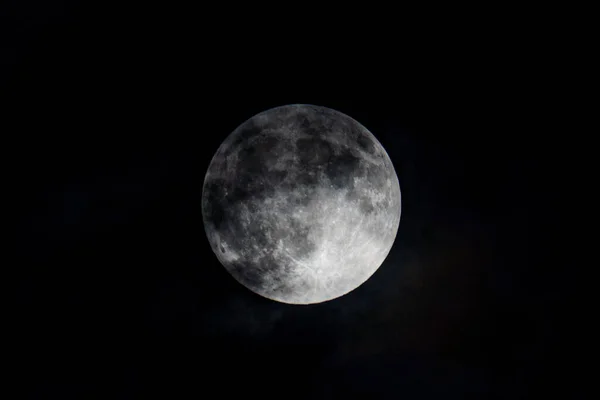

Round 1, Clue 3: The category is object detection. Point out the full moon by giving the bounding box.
[202,104,401,304]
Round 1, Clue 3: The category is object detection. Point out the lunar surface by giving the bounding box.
[202,104,401,304]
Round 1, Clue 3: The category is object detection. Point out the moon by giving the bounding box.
[202,104,401,304]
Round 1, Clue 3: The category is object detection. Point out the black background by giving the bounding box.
[6,2,561,399]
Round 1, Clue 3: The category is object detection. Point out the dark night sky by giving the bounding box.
[6,2,562,399]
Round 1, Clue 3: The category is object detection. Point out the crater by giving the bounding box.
[357,132,375,154]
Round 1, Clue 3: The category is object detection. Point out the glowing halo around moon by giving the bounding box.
[202,104,401,304]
